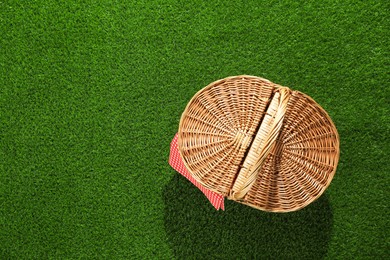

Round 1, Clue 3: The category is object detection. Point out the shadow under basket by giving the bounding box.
[178,75,340,212]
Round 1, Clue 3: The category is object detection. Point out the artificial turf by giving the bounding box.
[1,0,389,258]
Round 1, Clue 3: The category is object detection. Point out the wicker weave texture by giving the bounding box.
[178,75,339,212]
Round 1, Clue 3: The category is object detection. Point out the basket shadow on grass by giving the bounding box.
[164,173,333,259]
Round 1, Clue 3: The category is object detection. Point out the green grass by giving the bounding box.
[1,0,389,258]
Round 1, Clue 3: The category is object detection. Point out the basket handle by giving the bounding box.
[229,87,291,200]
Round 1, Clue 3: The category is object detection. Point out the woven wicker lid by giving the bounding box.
[178,75,339,212]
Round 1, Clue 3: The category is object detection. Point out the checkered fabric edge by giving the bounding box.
[168,134,224,210]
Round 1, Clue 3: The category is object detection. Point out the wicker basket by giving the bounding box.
[178,75,339,212]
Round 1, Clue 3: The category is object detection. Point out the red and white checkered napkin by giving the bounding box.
[169,134,225,210]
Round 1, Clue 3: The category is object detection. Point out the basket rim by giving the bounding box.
[177,75,340,212]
